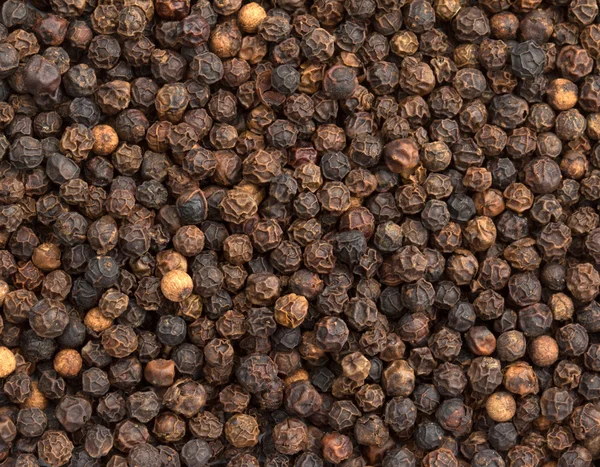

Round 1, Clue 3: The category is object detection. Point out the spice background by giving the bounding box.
[0,0,599,466]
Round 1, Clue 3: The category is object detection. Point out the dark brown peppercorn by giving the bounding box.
[0,0,596,463]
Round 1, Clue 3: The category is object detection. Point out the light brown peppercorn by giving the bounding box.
[0,281,9,306]
[157,250,188,277]
[274,293,309,328]
[434,0,461,21]
[84,307,113,333]
[284,369,310,386]
[224,413,260,448]
[0,347,16,378]
[92,124,119,155]
[549,293,574,321]
[322,432,353,463]
[547,78,579,110]
[529,335,559,367]
[210,20,242,59]
[32,243,62,271]
[21,382,48,410]
[144,359,176,387]
[53,349,82,378]
[382,360,415,397]
[463,216,497,251]
[238,3,266,33]
[2,0,600,459]
[486,392,516,422]
[160,270,194,302]
[503,362,539,396]
[341,352,371,382]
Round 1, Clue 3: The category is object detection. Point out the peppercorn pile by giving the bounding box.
[2,0,600,466]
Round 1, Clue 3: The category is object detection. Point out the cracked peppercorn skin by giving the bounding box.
[3,0,600,465]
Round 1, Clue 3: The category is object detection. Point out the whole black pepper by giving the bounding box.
[0,1,596,466]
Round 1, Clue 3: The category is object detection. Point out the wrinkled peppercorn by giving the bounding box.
[0,0,596,466]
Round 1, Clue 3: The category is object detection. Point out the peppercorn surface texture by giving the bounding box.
[1,0,600,466]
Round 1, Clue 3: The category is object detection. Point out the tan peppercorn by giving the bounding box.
[463,216,497,252]
[434,0,461,21]
[220,189,259,224]
[322,432,353,464]
[503,362,539,396]
[210,20,242,59]
[0,347,16,378]
[238,2,266,33]
[0,280,9,307]
[236,180,265,205]
[92,124,119,155]
[560,150,588,180]
[274,293,309,328]
[224,413,260,448]
[529,335,559,367]
[144,359,176,387]
[178,294,203,321]
[21,382,48,409]
[84,307,113,333]
[587,113,600,140]
[54,349,83,378]
[390,31,419,57]
[486,392,516,422]
[284,369,310,386]
[32,243,62,271]
[382,360,415,397]
[473,189,505,217]
[549,293,574,321]
[161,270,193,302]
[341,352,371,382]
[546,78,579,111]
[156,250,188,277]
